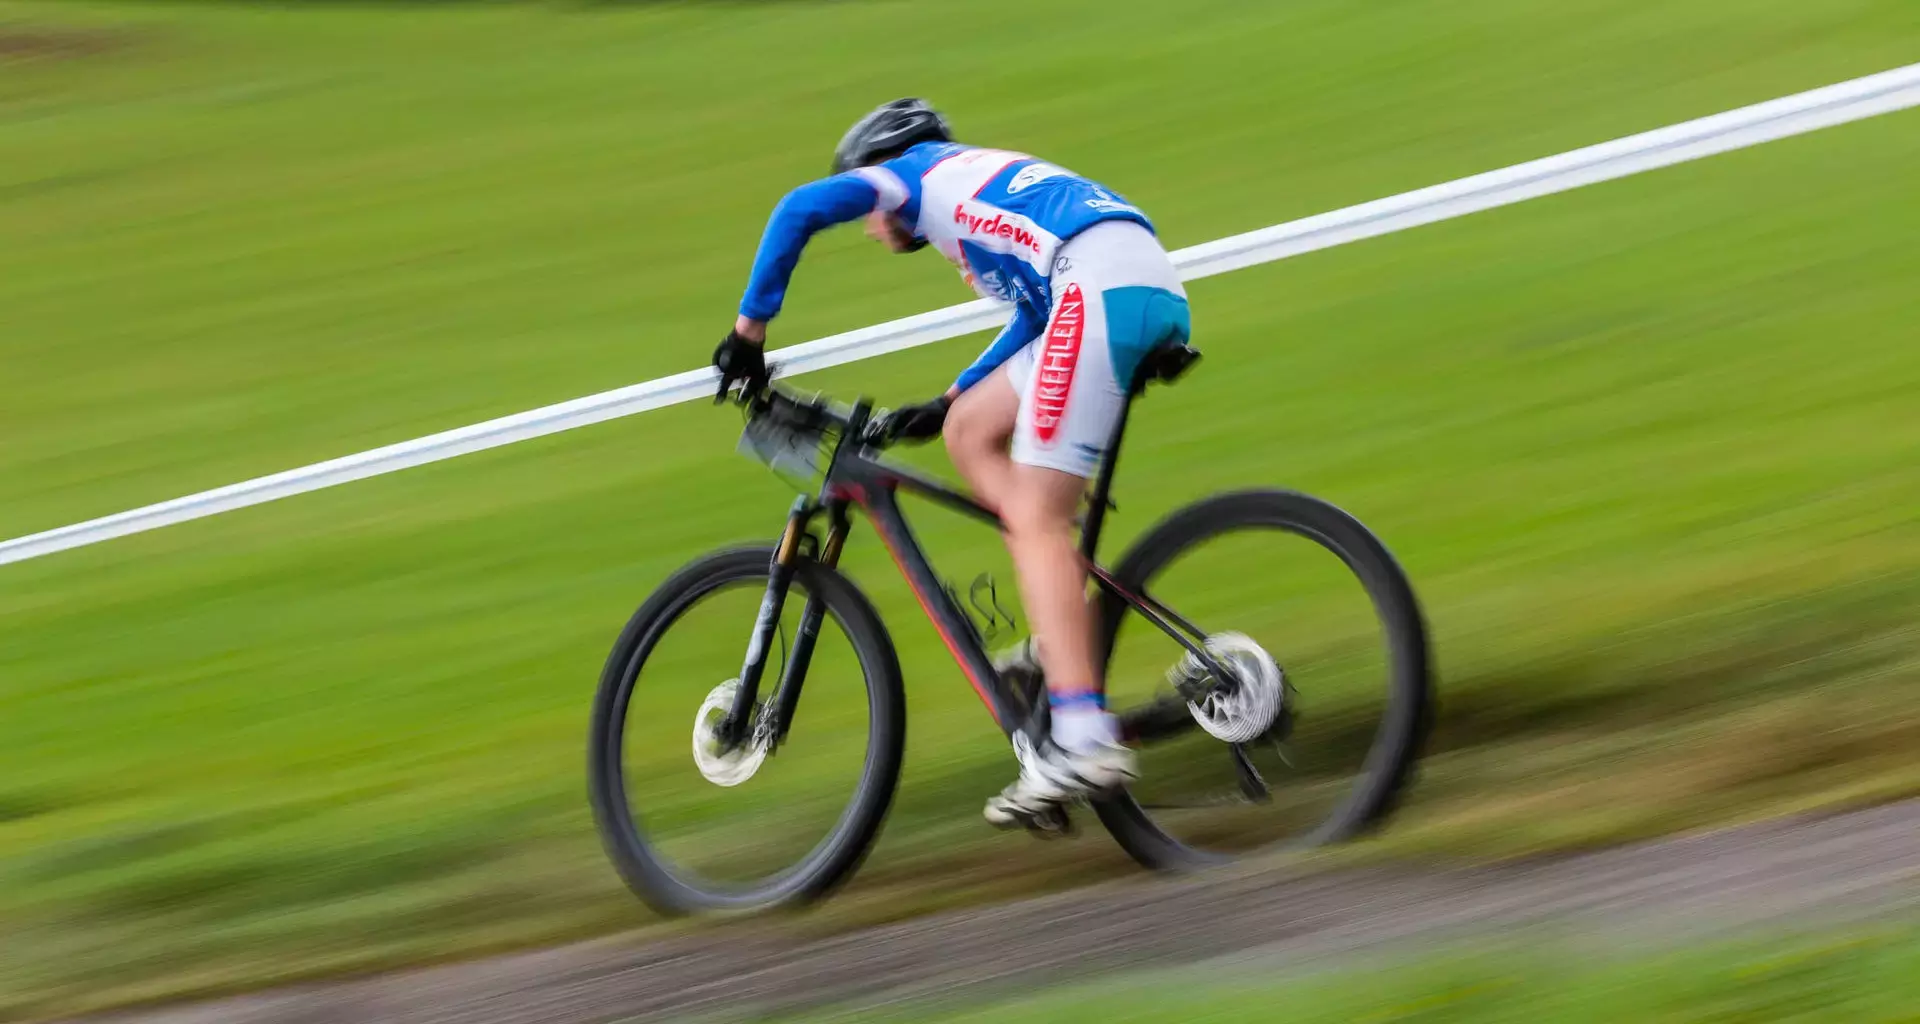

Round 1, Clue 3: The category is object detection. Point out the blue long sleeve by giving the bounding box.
[954,299,1047,393]
[738,175,880,322]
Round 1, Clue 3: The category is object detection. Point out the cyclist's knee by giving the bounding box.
[944,405,993,457]
[999,469,1084,542]
[945,421,998,489]
[944,378,1014,460]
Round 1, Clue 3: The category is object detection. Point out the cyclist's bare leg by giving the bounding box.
[949,377,1111,718]
[947,361,1132,828]
[945,368,1087,687]
[947,367,1105,703]
[943,367,1020,513]
[998,465,1102,701]
[981,461,1135,827]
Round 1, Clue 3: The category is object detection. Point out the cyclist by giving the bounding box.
[713,98,1192,830]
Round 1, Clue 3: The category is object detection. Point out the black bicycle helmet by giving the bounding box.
[832,98,952,174]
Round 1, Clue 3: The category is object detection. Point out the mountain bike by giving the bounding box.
[588,343,1433,915]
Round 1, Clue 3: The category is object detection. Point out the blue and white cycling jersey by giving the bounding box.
[739,141,1157,392]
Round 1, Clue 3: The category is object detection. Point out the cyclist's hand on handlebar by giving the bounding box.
[712,326,769,403]
[877,393,953,444]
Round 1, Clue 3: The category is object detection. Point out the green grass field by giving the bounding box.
[3,0,1919,1017]
[796,922,1920,1023]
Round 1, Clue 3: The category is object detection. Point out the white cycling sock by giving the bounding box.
[1050,703,1120,754]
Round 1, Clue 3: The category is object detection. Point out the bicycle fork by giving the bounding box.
[718,497,849,752]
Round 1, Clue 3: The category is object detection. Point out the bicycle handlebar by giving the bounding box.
[741,382,891,449]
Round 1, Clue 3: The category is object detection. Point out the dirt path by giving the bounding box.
[80,801,1920,1024]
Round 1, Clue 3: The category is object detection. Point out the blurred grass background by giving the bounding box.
[2,0,1918,1017]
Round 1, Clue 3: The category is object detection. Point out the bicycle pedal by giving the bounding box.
[1022,805,1075,838]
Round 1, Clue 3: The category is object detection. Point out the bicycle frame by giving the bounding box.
[722,383,1228,749]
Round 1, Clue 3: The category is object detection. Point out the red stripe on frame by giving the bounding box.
[855,496,1003,727]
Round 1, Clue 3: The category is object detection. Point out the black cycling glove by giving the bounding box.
[712,329,769,401]
[880,394,952,443]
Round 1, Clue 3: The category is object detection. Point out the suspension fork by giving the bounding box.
[719,496,815,747]
[765,501,851,749]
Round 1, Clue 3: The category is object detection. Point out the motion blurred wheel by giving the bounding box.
[1091,490,1433,869]
[588,547,906,914]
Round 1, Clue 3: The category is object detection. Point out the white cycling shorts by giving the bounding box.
[1005,220,1190,478]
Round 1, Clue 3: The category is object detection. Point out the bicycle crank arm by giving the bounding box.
[1229,742,1271,803]
[1117,695,1201,744]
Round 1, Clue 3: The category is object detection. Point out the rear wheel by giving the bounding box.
[1091,490,1433,870]
[588,546,906,914]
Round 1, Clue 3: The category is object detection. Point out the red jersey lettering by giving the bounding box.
[1033,285,1085,446]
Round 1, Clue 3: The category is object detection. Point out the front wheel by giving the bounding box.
[588,546,906,915]
[1091,490,1434,871]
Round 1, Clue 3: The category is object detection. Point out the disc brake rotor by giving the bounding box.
[1177,632,1286,743]
[691,680,769,786]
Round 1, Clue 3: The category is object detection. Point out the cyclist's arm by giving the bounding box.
[952,298,1047,394]
[738,175,885,323]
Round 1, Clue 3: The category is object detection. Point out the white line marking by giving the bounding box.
[5,63,1918,568]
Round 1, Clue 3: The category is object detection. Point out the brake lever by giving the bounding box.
[726,373,782,412]
[857,408,895,448]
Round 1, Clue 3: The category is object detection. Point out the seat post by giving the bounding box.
[1078,343,1197,560]
[1077,366,1150,562]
